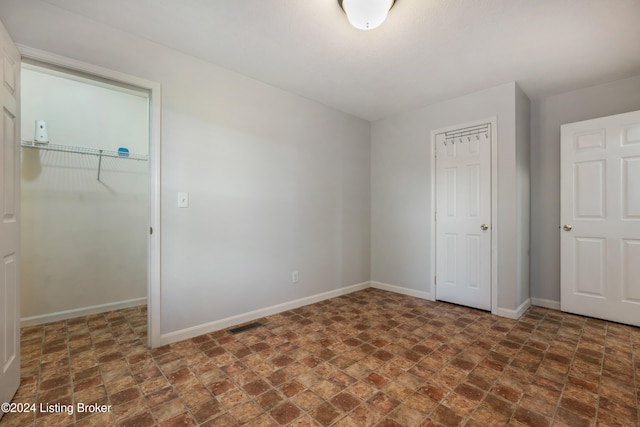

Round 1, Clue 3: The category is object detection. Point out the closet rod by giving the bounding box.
[20,140,148,161]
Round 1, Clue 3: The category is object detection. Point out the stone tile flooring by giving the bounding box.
[2,288,639,426]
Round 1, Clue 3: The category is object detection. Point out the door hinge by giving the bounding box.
[434,275,437,285]
[150,227,153,235]
[434,147,437,157]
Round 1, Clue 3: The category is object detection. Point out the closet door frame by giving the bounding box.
[429,117,499,315]
[19,46,163,348]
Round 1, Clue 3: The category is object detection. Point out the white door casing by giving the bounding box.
[434,122,492,311]
[561,110,640,326]
[0,19,20,412]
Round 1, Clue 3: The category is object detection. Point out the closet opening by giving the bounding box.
[19,59,155,342]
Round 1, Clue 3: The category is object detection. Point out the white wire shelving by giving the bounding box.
[20,140,148,181]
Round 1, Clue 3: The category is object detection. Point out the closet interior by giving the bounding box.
[20,62,150,325]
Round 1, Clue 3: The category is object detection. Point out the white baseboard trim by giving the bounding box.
[531,298,561,311]
[157,282,370,346]
[370,281,433,301]
[496,298,531,320]
[20,297,147,327]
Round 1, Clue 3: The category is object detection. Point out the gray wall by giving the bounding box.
[3,0,639,336]
[516,85,531,309]
[0,1,371,338]
[371,82,530,314]
[530,75,640,306]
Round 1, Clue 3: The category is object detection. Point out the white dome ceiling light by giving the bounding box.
[338,0,396,30]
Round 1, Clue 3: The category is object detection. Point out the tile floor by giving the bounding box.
[2,288,639,426]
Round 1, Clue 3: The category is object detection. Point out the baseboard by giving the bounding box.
[20,297,147,327]
[369,281,432,301]
[531,298,561,311]
[371,281,536,321]
[157,282,371,346]
[496,298,531,320]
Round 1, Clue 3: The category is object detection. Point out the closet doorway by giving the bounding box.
[18,50,161,347]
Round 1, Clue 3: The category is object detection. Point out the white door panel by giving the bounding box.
[561,110,640,326]
[622,239,640,302]
[0,18,20,415]
[573,237,605,297]
[623,157,640,218]
[436,126,491,311]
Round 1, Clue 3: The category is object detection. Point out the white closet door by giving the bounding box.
[436,130,491,310]
[0,17,21,413]
[561,110,640,326]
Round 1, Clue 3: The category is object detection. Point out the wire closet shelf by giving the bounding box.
[20,140,148,181]
[20,140,148,161]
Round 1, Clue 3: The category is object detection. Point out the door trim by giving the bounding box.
[0,19,21,412]
[17,46,162,348]
[429,117,498,315]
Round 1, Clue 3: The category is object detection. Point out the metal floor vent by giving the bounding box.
[228,322,263,335]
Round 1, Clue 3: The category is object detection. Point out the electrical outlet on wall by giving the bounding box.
[292,270,299,284]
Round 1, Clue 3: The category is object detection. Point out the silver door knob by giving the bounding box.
[563,224,572,231]
[480,224,488,231]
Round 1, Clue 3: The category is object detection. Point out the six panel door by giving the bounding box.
[561,110,640,326]
[435,129,491,311]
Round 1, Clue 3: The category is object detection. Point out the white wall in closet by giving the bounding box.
[20,65,149,324]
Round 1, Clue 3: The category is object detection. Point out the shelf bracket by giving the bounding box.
[97,149,103,181]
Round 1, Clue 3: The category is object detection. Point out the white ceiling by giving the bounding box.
[13,0,640,120]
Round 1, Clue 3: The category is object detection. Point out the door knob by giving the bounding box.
[563,224,572,231]
[480,224,489,231]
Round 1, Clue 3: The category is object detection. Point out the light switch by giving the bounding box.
[177,192,189,208]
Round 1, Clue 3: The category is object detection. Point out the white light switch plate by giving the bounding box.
[177,192,189,208]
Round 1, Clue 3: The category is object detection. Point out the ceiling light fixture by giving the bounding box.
[338,0,396,30]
